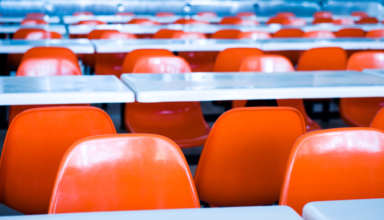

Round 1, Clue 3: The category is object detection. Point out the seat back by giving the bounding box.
[313,11,332,18]
[76,20,106,25]
[16,47,81,76]
[303,30,335,38]
[219,16,258,25]
[14,28,62,40]
[371,107,384,129]
[276,12,295,18]
[127,18,160,25]
[334,28,365,38]
[297,47,347,71]
[88,29,135,39]
[211,29,242,39]
[153,29,184,38]
[366,29,384,38]
[49,134,200,213]
[238,31,271,39]
[195,107,306,206]
[352,11,368,18]
[280,128,384,214]
[0,107,116,214]
[122,49,173,73]
[213,48,263,72]
[273,28,304,38]
[356,17,378,24]
[312,17,333,24]
[132,56,192,73]
[347,51,384,71]
[21,18,47,25]
[173,18,208,25]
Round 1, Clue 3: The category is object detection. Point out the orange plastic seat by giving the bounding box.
[76,20,106,25]
[267,17,305,26]
[356,17,378,24]
[195,107,306,206]
[123,52,210,148]
[122,49,173,73]
[156,12,175,17]
[90,30,136,77]
[334,28,365,38]
[219,16,258,25]
[340,51,384,126]
[153,29,183,38]
[211,29,242,39]
[333,18,354,25]
[21,18,47,25]
[366,29,384,38]
[173,18,209,25]
[238,31,271,39]
[303,30,335,38]
[352,11,368,18]
[240,55,320,131]
[275,12,295,18]
[280,128,384,214]
[237,12,256,17]
[297,47,347,71]
[25,13,45,19]
[273,28,304,38]
[213,48,263,72]
[13,28,61,40]
[0,107,116,214]
[48,134,199,213]
[313,11,332,19]
[127,18,160,25]
[370,107,384,129]
[312,17,333,24]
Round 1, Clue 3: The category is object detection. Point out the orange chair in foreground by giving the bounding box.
[0,107,116,214]
[240,55,320,131]
[340,51,384,126]
[370,107,384,129]
[280,128,384,214]
[195,107,306,206]
[49,134,200,213]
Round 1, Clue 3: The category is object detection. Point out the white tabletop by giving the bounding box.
[0,75,134,105]
[303,198,384,220]
[68,23,384,35]
[0,206,302,220]
[121,71,384,103]
[0,39,94,54]
[0,25,66,34]
[94,38,384,53]
[0,16,60,24]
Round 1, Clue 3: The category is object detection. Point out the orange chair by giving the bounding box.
[334,28,365,38]
[351,11,368,18]
[153,29,183,38]
[219,16,258,25]
[48,134,200,213]
[370,107,384,129]
[303,30,335,38]
[122,49,173,73]
[340,51,384,126]
[195,107,306,206]
[280,128,384,214]
[156,12,174,17]
[123,53,210,148]
[366,29,384,38]
[211,29,242,39]
[333,18,354,25]
[90,29,136,77]
[173,18,209,25]
[312,17,333,24]
[213,48,263,72]
[237,12,256,17]
[73,12,93,16]
[275,12,295,18]
[356,17,378,24]
[13,28,61,40]
[21,18,47,25]
[25,13,46,19]
[297,47,347,71]
[238,31,271,39]
[267,17,305,26]
[0,107,116,214]
[273,28,304,38]
[76,20,106,25]
[127,18,160,25]
[313,11,332,19]
[239,55,320,131]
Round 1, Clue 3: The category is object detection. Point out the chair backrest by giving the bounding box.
[356,17,378,24]
[48,134,200,213]
[297,47,347,71]
[347,51,384,71]
[127,18,160,25]
[219,16,258,25]
[197,11,217,17]
[351,11,368,18]
[238,31,271,39]
[273,28,304,38]
[313,11,332,19]
[16,47,81,76]
[213,48,263,72]
[173,18,208,25]
[312,17,333,24]
[267,17,305,26]
[370,107,384,129]
[25,13,45,19]
[122,49,174,73]
[276,12,295,18]
[334,28,365,38]
[280,128,384,214]
[239,54,294,72]
[153,29,184,38]
[303,30,335,38]
[173,31,207,39]
[21,18,47,25]
[237,12,255,17]
[88,29,136,39]
[76,20,106,25]
[13,28,62,40]
[333,18,354,25]
[0,107,116,214]
[156,12,174,17]
[211,29,242,39]
[366,29,384,38]
[195,107,306,206]
[132,56,192,73]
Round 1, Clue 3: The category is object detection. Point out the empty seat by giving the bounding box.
[153,29,183,38]
[304,30,335,38]
[195,107,306,206]
[48,134,200,213]
[173,18,209,25]
[351,11,368,18]
[237,12,256,17]
[219,16,258,25]
[214,48,263,72]
[25,13,46,19]
[340,51,384,126]
[76,20,106,25]
[127,18,160,25]
[280,128,384,214]
[240,55,320,131]
[13,28,61,40]
[312,17,333,24]
[366,29,384,38]
[275,12,295,18]
[122,49,173,73]
[21,18,47,25]
[238,31,271,39]
[273,28,304,38]
[297,47,347,71]
[333,18,354,25]
[356,17,378,24]
[156,12,175,17]
[0,107,116,214]
[370,107,384,129]
[197,12,217,17]
[267,17,306,26]
[211,29,242,39]
[313,11,332,19]
[334,28,365,38]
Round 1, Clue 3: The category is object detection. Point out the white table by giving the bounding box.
[0,39,94,54]
[303,198,384,220]
[121,71,384,103]
[94,38,384,53]
[0,16,60,24]
[0,25,66,35]
[68,23,384,35]
[0,206,302,220]
[0,75,134,105]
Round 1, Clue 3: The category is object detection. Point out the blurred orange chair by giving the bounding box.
[370,107,384,129]
[48,134,199,213]
[280,128,384,214]
[238,31,271,39]
[312,17,333,24]
[267,17,306,26]
[313,11,332,19]
[153,29,183,38]
[76,20,106,25]
[356,17,378,24]
[195,107,306,206]
[340,51,384,126]
[21,18,47,25]
[1,106,116,214]
[73,12,93,16]
[275,12,295,18]
[273,28,304,38]
[303,30,335,38]
[334,28,365,38]
[240,55,320,131]
[156,12,174,17]
[237,12,256,17]
[174,18,209,25]
[90,29,136,77]
[211,29,242,39]
[25,13,45,19]
[127,18,160,25]
[333,18,354,25]
[351,11,368,18]
[366,29,384,38]
[122,49,173,72]
[297,47,347,71]
[219,16,258,25]
[122,52,210,148]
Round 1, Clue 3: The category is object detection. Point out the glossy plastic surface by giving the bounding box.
[334,28,365,38]
[195,107,306,206]
[153,29,183,38]
[122,49,173,73]
[14,28,62,40]
[219,16,258,25]
[340,51,384,126]
[0,107,116,214]
[238,31,271,39]
[370,108,384,129]
[123,54,209,148]
[48,134,200,213]
[214,48,263,72]
[312,17,333,24]
[273,28,305,38]
[280,128,384,214]
[156,12,175,17]
[313,11,332,19]
[127,18,160,25]
[333,18,354,25]
[276,12,295,18]
[76,20,106,25]
[297,47,347,71]
[21,18,47,25]
[267,17,306,26]
[239,55,320,131]
[173,18,208,25]
[303,30,335,38]
[356,17,378,24]
[352,11,368,18]
[211,29,242,39]
[366,29,384,38]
